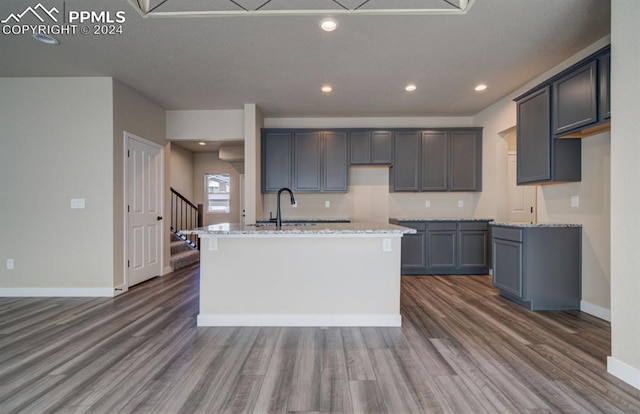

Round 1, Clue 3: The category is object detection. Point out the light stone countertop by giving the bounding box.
[182,222,416,236]
[389,217,494,222]
[490,222,582,228]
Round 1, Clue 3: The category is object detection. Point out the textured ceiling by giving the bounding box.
[0,0,610,117]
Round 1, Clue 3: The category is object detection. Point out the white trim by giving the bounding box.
[163,265,173,275]
[607,357,640,390]
[0,288,114,297]
[580,300,611,322]
[113,283,128,297]
[197,313,402,327]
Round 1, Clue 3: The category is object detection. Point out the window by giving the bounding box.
[205,173,230,213]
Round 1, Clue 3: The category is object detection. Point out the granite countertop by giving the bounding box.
[182,222,416,236]
[256,218,351,223]
[390,217,494,222]
[490,222,582,228]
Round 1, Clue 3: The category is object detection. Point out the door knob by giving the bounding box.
[157,216,163,221]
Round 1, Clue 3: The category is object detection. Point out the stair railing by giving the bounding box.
[170,187,203,249]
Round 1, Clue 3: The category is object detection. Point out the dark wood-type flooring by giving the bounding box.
[1,265,639,413]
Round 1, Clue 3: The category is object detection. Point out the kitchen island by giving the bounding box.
[183,222,415,327]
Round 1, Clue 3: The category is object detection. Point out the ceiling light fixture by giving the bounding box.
[321,85,333,93]
[475,84,488,91]
[320,18,338,32]
[405,84,417,92]
[198,142,206,146]
[32,33,59,45]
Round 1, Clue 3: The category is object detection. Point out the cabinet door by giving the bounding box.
[459,231,488,269]
[398,222,427,274]
[427,222,457,270]
[293,132,322,191]
[599,52,611,121]
[517,87,552,184]
[349,131,371,165]
[262,132,292,192]
[450,130,481,191]
[492,239,523,298]
[392,131,421,191]
[553,60,598,135]
[421,131,448,191]
[371,131,393,164]
[323,131,348,192]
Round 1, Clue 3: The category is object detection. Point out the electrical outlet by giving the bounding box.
[458,200,464,208]
[325,200,330,208]
[571,195,579,208]
[70,198,85,209]
[292,201,298,208]
[425,200,431,208]
[382,238,392,252]
[7,259,14,270]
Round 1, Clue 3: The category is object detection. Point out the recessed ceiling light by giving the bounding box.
[320,18,338,32]
[475,84,488,91]
[405,84,417,92]
[321,85,333,93]
[198,142,206,146]
[32,33,59,45]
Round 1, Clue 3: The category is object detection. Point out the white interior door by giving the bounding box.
[126,133,163,287]
[239,174,245,226]
[507,152,537,224]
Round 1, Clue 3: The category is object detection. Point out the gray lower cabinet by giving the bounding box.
[492,225,581,310]
[392,219,490,275]
[392,128,482,192]
[349,130,393,165]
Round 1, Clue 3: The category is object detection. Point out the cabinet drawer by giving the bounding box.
[492,227,523,242]
[460,222,488,231]
[429,222,457,231]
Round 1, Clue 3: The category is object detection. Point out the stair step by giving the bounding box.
[171,240,193,255]
[170,249,199,271]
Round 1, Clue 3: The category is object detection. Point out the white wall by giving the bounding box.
[0,78,114,293]
[166,110,244,140]
[170,144,195,200]
[609,0,640,389]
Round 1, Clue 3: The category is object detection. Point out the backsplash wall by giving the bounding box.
[262,167,479,222]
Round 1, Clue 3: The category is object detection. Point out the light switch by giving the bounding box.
[571,195,579,208]
[425,200,431,208]
[70,198,85,209]
[325,201,330,208]
[458,200,464,208]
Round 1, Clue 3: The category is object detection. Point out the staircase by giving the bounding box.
[170,231,200,270]
[169,187,203,271]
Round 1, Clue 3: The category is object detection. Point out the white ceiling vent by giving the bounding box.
[129,0,475,17]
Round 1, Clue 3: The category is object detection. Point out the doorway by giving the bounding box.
[125,132,164,287]
[505,130,537,224]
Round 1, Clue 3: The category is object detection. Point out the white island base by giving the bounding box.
[195,225,408,327]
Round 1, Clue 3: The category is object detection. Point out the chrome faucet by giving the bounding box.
[276,187,296,229]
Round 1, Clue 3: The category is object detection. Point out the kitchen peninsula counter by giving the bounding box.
[184,222,414,327]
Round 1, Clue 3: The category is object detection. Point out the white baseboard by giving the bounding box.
[163,265,173,275]
[0,287,114,297]
[197,313,402,327]
[608,356,640,390]
[580,300,611,322]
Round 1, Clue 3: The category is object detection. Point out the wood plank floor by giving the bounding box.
[1,265,639,413]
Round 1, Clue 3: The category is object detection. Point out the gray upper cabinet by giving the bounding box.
[392,128,482,192]
[392,131,421,191]
[293,132,322,192]
[420,131,448,191]
[516,87,582,185]
[349,131,392,165]
[450,130,482,191]
[262,132,292,192]
[553,60,598,135]
[323,131,348,192]
[599,51,611,121]
[262,130,348,193]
